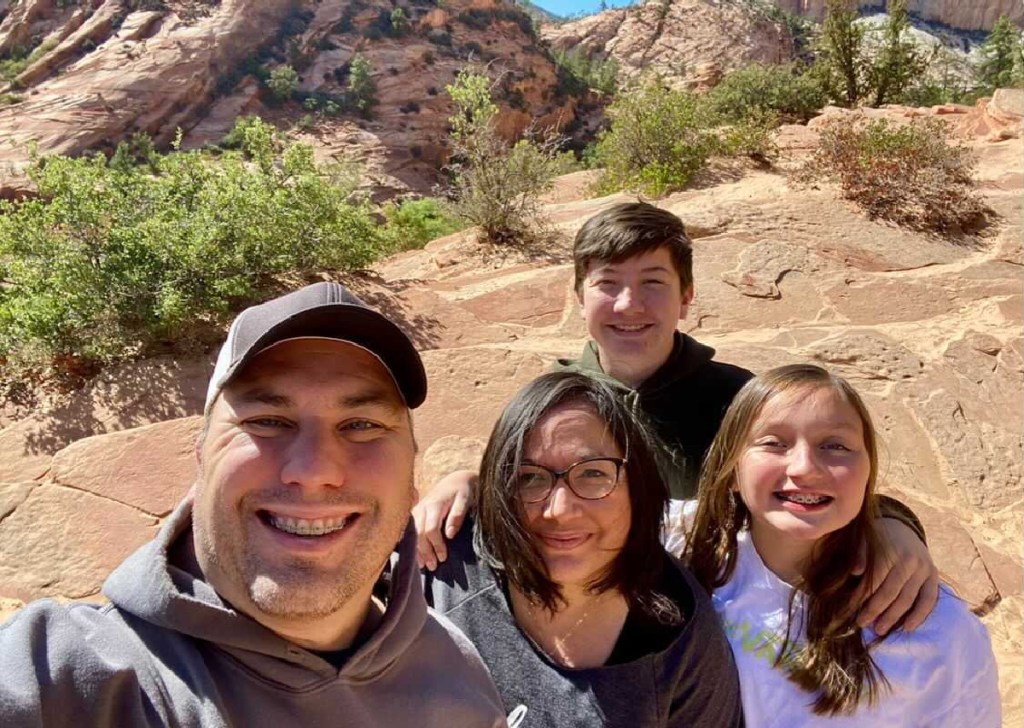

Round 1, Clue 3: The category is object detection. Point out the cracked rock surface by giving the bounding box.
[0,99,1021,722]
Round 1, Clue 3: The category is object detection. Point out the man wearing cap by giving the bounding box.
[0,283,507,727]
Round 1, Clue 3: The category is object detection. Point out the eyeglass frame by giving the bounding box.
[515,456,628,504]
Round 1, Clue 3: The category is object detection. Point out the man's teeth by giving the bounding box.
[614,324,648,331]
[268,514,351,536]
[777,493,831,505]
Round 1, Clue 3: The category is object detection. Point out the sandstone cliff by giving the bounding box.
[540,0,795,90]
[773,0,1023,33]
[0,0,580,195]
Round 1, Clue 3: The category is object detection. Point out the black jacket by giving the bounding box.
[554,332,754,499]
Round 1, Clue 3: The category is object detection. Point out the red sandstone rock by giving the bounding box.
[50,417,202,517]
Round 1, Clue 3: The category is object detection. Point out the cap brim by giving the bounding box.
[228,304,427,408]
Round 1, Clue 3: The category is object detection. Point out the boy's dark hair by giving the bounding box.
[474,371,679,624]
[572,202,693,294]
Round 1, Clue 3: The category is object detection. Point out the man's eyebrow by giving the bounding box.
[234,388,292,408]
[230,385,404,413]
[338,390,405,413]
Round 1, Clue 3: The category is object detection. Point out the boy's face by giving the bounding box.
[577,246,693,386]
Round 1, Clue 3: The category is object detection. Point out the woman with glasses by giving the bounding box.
[423,372,744,727]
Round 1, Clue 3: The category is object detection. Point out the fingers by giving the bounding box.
[900,567,940,632]
[445,488,471,539]
[859,516,940,634]
[870,564,924,636]
[413,500,447,571]
[856,558,900,630]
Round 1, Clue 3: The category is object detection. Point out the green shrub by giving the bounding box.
[0,119,387,378]
[552,47,619,95]
[267,64,300,102]
[390,7,410,35]
[445,69,561,245]
[592,77,722,196]
[798,116,988,234]
[348,54,377,117]
[707,63,826,123]
[381,198,465,250]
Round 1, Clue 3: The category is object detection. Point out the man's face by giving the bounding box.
[578,247,693,385]
[193,339,415,626]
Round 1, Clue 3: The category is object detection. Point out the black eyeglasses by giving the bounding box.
[515,457,627,504]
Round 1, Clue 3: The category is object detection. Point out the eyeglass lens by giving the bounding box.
[516,458,621,503]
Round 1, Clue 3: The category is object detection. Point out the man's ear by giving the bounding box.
[195,431,205,467]
[679,284,695,320]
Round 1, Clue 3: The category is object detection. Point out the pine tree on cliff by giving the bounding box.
[868,0,924,106]
[978,16,1024,91]
[819,0,864,107]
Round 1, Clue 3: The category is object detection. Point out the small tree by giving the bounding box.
[978,15,1024,91]
[818,0,865,106]
[348,54,377,117]
[592,76,722,196]
[390,7,410,35]
[267,65,300,103]
[707,63,827,123]
[867,0,924,106]
[444,68,560,245]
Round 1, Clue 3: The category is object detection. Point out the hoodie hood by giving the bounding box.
[103,498,427,687]
[554,332,716,396]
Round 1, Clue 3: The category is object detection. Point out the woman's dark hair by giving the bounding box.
[684,363,889,715]
[475,371,676,621]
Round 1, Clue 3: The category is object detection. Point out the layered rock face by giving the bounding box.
[541,0,794,89]
[0,0,578,194]
[0,95,1021,721]
[772,0,1023,32]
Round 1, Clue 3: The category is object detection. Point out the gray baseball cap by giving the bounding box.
[204,282,427,412]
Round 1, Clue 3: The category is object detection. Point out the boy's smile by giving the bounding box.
[578,246,693,387]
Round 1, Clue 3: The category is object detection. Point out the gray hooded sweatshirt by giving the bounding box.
[0,500,506,727]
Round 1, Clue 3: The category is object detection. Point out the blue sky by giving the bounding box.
[531,0,636,19]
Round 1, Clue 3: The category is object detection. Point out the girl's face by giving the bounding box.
[520,403,632,590]
[734,386,871,573]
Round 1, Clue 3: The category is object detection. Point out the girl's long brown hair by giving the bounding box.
[683,364,890,716]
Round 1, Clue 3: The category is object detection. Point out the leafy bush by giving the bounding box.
[381,198,465,250]
[707,63,826,123]
[798,116,988,234]
[0,120,387,377]
[0,40,56,84]
[444,69,561,245]
[552,47,619,95]
[348,54,377,117]
[267,64,300,102]
[592,78,721,196]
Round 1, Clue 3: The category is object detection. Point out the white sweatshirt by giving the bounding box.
[664,501,1001,727]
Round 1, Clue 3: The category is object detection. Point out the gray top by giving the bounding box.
[0,500,506,727]
[425,520,745,728]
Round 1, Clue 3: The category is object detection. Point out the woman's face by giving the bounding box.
[734,386,871,567]
[520,402,631,589]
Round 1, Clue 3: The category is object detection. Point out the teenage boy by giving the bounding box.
[416,202,940,635]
